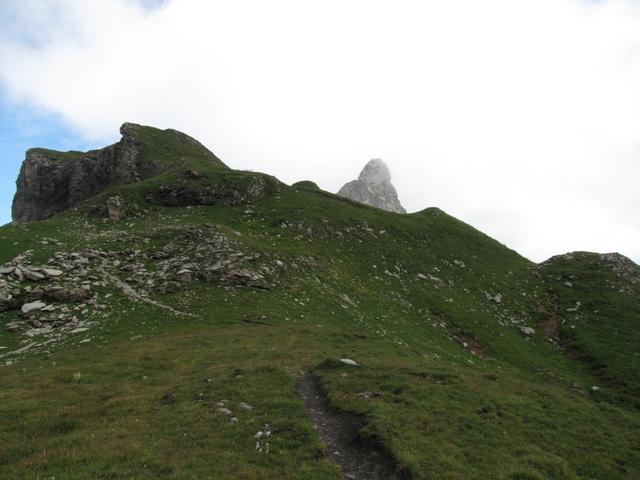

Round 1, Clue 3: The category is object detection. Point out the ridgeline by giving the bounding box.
[1,124,638,479]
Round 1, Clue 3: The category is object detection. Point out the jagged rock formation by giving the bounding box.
[12,123,156,223]
[337,159,406,213]
[11,123,222,224]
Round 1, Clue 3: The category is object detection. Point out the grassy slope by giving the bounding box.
[26,148,86,161]
[539,253,640,408]
[0,126,638,479]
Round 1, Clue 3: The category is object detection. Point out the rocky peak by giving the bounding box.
[10,123,223,224]
[337,159,406,214]
[358,158,392,184]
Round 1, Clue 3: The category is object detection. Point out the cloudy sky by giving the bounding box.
[1,0,639,263]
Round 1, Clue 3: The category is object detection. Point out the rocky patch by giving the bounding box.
[0,225,277,362]
[148,173,280,208]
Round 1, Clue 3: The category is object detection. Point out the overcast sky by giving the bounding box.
[1,0,639,263]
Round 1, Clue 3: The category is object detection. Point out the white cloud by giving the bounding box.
[1,0,639,262]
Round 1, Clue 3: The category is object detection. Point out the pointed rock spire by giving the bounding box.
[337,159,406,213]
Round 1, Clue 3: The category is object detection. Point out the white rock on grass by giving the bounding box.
[339,358,360,367]
[520,326,535,336]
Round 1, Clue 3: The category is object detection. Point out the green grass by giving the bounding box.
[26,148,86,161]
[1,125,638,479]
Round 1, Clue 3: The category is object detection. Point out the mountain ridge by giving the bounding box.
[0,123,638,479]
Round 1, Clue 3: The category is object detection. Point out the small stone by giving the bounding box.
[0,266,13,275]
[339,358,360,367]
[238,402,255,411]
[21,301,46,314]
[217,407,233,415]
[41,268,63,278]
[520,326,535,336]
[47,287,91,303]
[13,268,24,281]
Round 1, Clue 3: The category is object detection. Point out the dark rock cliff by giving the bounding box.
[12,123,164,223]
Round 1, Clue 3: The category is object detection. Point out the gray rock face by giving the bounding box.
[337,159,406,213]
[11,123,164,223]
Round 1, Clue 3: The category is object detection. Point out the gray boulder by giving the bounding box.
[337,159,406,213]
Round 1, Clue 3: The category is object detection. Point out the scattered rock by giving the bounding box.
[41,268,63,278]
[22,269,46,281]
[485,292,503,304]
[46,287,92,303]
[105,195,127,220]
[21,301,46,314]
[520,326,535,337]
[339,358,360,367]
[148,174,280,208]
[238,402,255,411]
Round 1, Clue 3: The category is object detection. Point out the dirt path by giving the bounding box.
[298,373,399,480]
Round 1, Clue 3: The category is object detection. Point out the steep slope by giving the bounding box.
[0,125,638,480]
[537,252,640,408]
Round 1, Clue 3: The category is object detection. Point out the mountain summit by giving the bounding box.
[337,159,406,213]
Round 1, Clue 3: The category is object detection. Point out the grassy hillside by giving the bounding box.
[0,126,638,479]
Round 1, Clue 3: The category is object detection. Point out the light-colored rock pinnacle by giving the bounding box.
[337,159,406,214]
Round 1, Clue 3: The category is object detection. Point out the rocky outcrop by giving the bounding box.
[337,159,406,213]
[11,123,164,223]
[148,173,281,207]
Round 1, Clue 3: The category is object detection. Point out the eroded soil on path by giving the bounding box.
[298,373,400,480]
